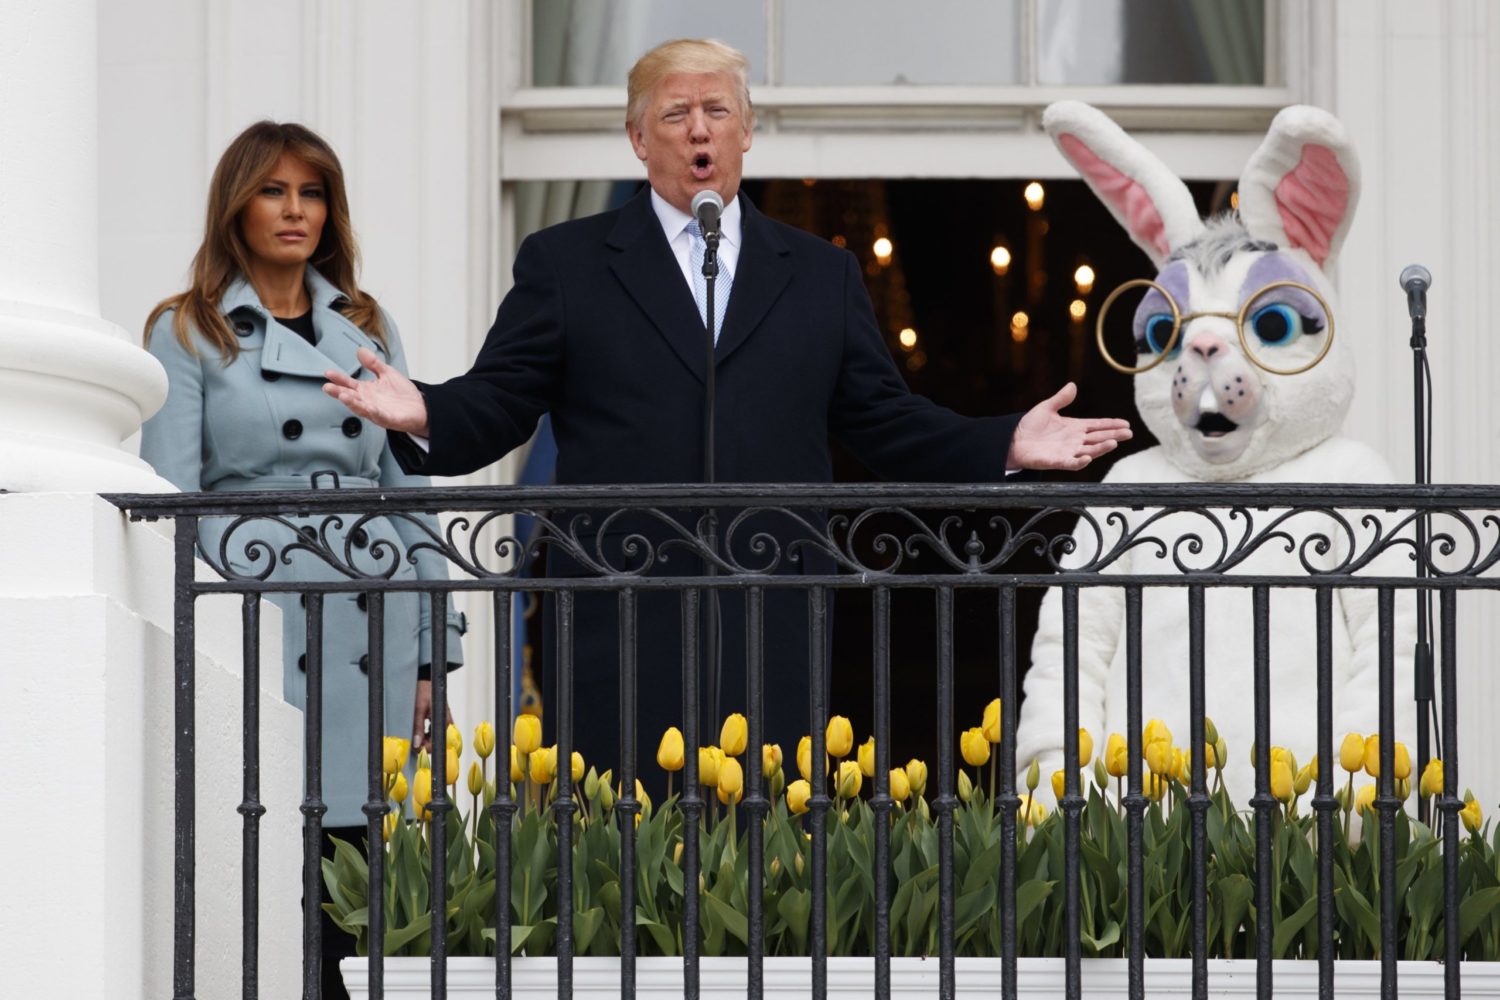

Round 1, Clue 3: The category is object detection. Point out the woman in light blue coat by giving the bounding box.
[140,121,463,997]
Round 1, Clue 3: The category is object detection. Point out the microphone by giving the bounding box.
[1399,264,1432,321]
[691,189,724,239]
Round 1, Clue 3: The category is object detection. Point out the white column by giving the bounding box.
[0,0,168,492]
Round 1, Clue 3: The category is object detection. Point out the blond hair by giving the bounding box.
[144,120,386,361]
[626,39,753,129]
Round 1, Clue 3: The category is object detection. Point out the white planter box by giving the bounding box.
[344,955,1500,998]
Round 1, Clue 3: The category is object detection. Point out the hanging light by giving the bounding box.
[898,327,918,350]
[1010,310,1030,343]
[1073,264,1095,295]
[990,245,1012,275]
[873,237,894,265]
[1024,182,1045,212]
[1069,299,1087,321]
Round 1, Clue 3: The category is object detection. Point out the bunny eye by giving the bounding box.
[1249,302,1322,347]
[1137,313,1180,357]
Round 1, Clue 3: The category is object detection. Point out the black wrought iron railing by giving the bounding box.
[104,482,1500,1000]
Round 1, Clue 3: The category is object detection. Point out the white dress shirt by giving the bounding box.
[650,187,743,296]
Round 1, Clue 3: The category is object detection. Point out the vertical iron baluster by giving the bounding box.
[998,586,1019,1000]
[936,586,956,999]
[554,591,576,999]
[1377,588,1397,999]
[680,589,702,1000]
[174,516,198,1000]
[809,586,830,1000]
[240,593,264,1000]
[303,593,326,1000]
[746,587,767,1000]
[1062,585,1081,1000]
[1251,586,1273,1000]
[619,588,639,998]
[1440,589,1460,995]
[364,591,387,1000]
[1314,588,1335,1000]
[430,592,450,1000]
[1124,587,1144,1000]
[491,590,516,1000]
[872,586,893,999]
[1188,586,1208,1000]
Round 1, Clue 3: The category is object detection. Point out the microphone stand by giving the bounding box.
[701,227,722,741]
[1410,299,1435,824]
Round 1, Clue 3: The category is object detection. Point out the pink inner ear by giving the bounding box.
[1059,133,1171,258]
[1273,144,1349,267]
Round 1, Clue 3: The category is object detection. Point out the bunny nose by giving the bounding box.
[1189,331,1231,360]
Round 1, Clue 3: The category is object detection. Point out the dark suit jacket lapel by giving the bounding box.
[607,189,710,384]
[716,194,793,365]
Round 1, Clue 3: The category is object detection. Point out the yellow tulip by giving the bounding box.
[1051,769,1066,801]
[763,743,783,779]
[1171,747,1186,785]
[1203,742,1218,772]
[1145,740,1172,777]
[383,736,411,775]
[1420,758,1444,798]
[390,770,409,804]
[1144,772,1169,802]
[599,773,615,811]
[1271,760,1294,803]
[982,697,1002,743]
[1016,793,1047,825]
[960,728,991,768]
[657,727,685,772]
[412,767,433,820]
[699,746,723,787]
[889,767,911,803]
[717,757,744,805]
[957,769,973,803]
[529,746,555,785]
[1294,764,1313,796]
[1204,717,1220,745]
[1363,734,1381,777]
[1461,797,1483,833]
[1215,737,1228,771]
[837,759,862,799]
[383,812,399,842]
[571,751,585,784]
[509,745,523,783]
[446,748,461,786]
[513,714,542,755]
[1270,746,1295,773]
[720,713,748,757]
[787,778,812,815]
[634,778,652,817]
[858,737,876,778]
[1026,757,1040,792]
[473,722,496,761]
[1339,732,1365,773]
[797,735,813,782]
[673,841,685,865]
[1143,719,1172,751]
[467,761,484,797]
[1355,783,1377,814]
[1393,742,1412,781]
[1308,753,1319,782]
[1396,777,1411,801]
[446,723,463,757]
[1104,734,1128,778]
[905,758,928,797]
[826,716,854,758]
[1077,728,1094,768]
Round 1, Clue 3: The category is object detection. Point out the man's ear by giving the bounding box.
[627,122,648,163]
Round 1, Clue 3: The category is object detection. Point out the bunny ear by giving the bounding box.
[1043,100,1205,267]
[1237,106,1360,270]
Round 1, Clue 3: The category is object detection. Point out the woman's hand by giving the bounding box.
[324,347,431,436]
[411,678,453,751]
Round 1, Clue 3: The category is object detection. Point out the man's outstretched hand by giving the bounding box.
[324,347,430,436]
[1007,382,1132,472]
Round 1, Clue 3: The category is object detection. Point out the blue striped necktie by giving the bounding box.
[687,219,732,344]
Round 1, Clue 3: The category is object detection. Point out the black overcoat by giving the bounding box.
[396,188,1018,783]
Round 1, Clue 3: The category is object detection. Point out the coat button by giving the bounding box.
[356,593,368,612]
[233,320,254,337]
[298,653,307,672]
[261,369,281,382]
[351,528,369,549]
[358,654,370,674]
[342,417,363,438]
[282,419,302,440]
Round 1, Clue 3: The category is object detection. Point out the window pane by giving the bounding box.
[781,1,1022,85]
[531,0,768,87]
[1039,0,1266,85]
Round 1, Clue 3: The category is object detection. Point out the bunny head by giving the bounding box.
[1043,101,1361,481]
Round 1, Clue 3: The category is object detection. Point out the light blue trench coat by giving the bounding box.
[140,269,465,826]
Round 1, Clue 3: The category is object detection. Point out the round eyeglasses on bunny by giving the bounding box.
[1095,277,1336,377]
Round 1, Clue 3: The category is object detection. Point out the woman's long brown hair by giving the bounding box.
[144,121,386,360]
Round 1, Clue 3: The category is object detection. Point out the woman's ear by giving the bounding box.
[1237,106,1360,271]
[1043,101,1205,268]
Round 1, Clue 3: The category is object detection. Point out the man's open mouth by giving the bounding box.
[1195,413,1239,438]
[692,154,713,178]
